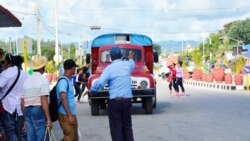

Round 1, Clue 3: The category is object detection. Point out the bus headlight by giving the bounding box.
[140,80,148,89]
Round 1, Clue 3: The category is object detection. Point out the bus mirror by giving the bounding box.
[153,52,159,63]
[86,53,91,64]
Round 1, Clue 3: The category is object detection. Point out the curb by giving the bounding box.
[184,80,245,91]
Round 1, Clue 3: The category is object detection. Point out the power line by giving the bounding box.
[59,20,90,28]
[42,6,250,12]
[39,18,55,37]
[40,17,81,37]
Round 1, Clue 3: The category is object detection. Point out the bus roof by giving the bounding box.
[91,33,153,48]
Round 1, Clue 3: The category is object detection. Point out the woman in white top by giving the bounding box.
[0,54,28,141]
[176,62,185,96]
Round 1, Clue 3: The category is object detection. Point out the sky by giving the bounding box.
[1,0,250,44]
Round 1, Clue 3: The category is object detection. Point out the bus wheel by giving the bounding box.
[153,96,157,108]
[91,99,99,116]
[145,97,153,114]
[100,100,106,109]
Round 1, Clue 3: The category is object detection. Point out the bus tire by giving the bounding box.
[145,97,153,114]
[153,88,157,108]
[91,99,99,116]
[153,96,157,108]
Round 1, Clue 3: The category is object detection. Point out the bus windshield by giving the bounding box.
[100,49,142,63]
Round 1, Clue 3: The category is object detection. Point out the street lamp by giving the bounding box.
[54,0,61,65]
[90,26,101,30]
[200,33,207,62]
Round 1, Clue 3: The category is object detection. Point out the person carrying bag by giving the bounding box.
[0,54,28,141]
[0,68,20,141]
[44,127,57,141]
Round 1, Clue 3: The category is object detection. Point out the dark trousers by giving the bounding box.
[0,110,27,141]
[108,99,134,141]
[176,78,185,93]
[74,83,83,101]
[169,78,177,91]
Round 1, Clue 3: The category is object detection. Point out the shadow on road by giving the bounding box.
[153,101,172,114]
[93,102,172,116]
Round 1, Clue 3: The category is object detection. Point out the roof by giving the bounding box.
[0,5,22,27]
[91,33,153,47]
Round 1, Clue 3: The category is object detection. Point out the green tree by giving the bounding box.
[228,19,250,44]
[62,43,77,60]
[0,40,8,51]
[45,60,57,73]
[220,21,237,34]
[153,43,161,54]
[189,47,202,68]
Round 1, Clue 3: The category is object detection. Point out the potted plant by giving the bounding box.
[232,56,246,85]
[225,73,233,84]
[206,74,213,82]
[189,49,202,80]
[205,59,216,83]
[212,59,225,83]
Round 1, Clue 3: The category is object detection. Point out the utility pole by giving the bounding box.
[36,0,41,55]
[68,44,70,58]
[203,38,205,61]
[55,0,59,64]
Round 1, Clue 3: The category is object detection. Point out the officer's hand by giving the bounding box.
[122,56,129,60]
[128,51,134,60]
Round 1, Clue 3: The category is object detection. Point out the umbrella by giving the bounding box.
[0,5,22,27]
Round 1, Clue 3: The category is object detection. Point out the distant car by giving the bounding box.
[158,67,169,79]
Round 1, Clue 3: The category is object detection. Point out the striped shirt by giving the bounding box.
[22,72,50,107]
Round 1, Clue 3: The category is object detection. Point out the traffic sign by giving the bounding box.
[17,38,32,54]
[53,54,62,63]
[243,66,250,74]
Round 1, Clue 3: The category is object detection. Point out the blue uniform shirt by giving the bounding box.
[90,59,135,99]
[56,76,76,115]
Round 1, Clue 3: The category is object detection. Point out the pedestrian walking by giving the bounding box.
[74,68,83,103]
[21,54,52,141]
[79,66,90,99]
[0,54,28,141]
[90,47,135,141]
[176,62,186,96]
[57,59,79,141]
[168,63,177,96]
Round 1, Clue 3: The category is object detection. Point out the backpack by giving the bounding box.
[49,77,69,122]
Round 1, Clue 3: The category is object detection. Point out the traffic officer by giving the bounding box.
[90,47,135,141]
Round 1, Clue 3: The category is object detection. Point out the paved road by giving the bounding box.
[53,76,250,141]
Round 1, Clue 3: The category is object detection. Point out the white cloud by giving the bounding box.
[0,0,250,43]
